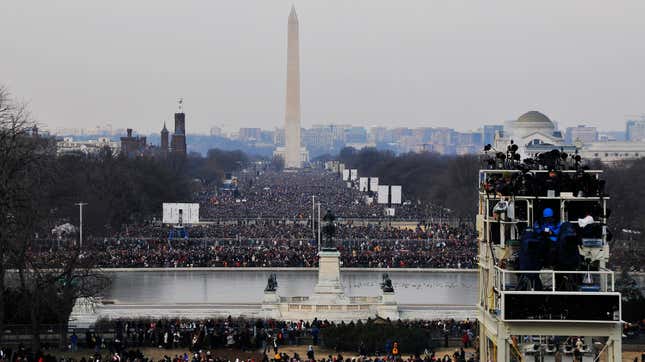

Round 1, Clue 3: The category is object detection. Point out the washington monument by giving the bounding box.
[284,5,302,168]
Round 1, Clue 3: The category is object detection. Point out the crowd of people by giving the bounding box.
[0,317,478,362]
[607,242,645,272]
[104,222,472,242]
[197,170,441,221]
[33,223,477,269]
[82,317,474,361]
[29,168,477,269]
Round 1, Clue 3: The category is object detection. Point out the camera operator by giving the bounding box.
[533,208,561,246]
[530,207,563,271]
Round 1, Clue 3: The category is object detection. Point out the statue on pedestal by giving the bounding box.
[265,273,278,292]
[381,273,394,293]
[321,209,337,251]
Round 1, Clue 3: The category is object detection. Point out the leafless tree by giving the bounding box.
[19,246,110,350]
[0,85,108,350]
[0,85,38,345]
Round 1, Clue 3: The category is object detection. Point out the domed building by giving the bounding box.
[495,111,572,157]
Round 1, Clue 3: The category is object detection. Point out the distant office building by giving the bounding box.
[345,127,368,144]
[598,134,616,142]
[626,118,645,142]
[311,124,350,143]
[430,127,455,146]
[259,130,275,144]
[565,125,597,144]
[580,142,645,163]
[454,131,481,147]
[302,127,333,150]
[482,125,504,146]
[60,136,120,156]
[120,129,147,157]
[409,128,426,143]
[398,134,424,153]
[369,127,388,143]
[210,126,223,137]
[601,131,626,142]
[330,125,350,144]
[239,128,262,142]
[452,131,482,154]
[274,128,285,146]
[390,127,413,139]
[417,128,435,143]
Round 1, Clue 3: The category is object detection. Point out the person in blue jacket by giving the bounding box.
[533,207,562,267]
[533,208,561,245]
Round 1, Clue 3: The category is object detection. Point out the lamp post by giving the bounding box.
[312,195,315,240]
[317,202,321,252]
[75,202,87,248]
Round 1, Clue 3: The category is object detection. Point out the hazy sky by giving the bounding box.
[1,0,644,134]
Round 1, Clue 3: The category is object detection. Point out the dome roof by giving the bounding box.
[517,111,553,126]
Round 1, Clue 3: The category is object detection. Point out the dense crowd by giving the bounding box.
[22,353,478,362]
[34,223,477,269]
[608,242,645,272]
[0,317,478,362]
[35,239,476,269]
[86,317,474,361]
[104,222,473,242]
[197,171,442,220]
[30,169,477,269]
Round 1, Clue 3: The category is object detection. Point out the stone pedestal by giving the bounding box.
[313,250,345,302]
[377,292,399,320]
[259,249,400,321]
[69,297,101,328]
[261,290,281,318]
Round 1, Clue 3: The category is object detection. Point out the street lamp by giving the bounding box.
[317,202,322,252]
[311,195,316,240]
[75,202,87,248]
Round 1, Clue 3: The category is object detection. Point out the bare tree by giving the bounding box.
[14,244,110,350]
[0,85,107,351]
[0,85,39,345]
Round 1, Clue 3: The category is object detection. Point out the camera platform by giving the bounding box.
[476,167,622,361]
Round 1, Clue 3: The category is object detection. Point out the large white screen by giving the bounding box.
[359,177,369,192]
[369,177,379,192]
[391,185,402,204]
[163,203,200,224]
[377,185,389,204]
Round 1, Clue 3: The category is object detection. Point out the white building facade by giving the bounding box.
[56,137,120,156]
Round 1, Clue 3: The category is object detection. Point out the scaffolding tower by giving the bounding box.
[477,168,622,361]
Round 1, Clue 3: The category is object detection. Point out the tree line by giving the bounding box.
[337,147,479,220]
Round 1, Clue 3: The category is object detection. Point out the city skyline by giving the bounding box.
[2,1,645,133]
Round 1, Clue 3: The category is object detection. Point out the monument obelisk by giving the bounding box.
[284,5,302,168]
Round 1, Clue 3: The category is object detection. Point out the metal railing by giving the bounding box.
[493,266,615,293]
